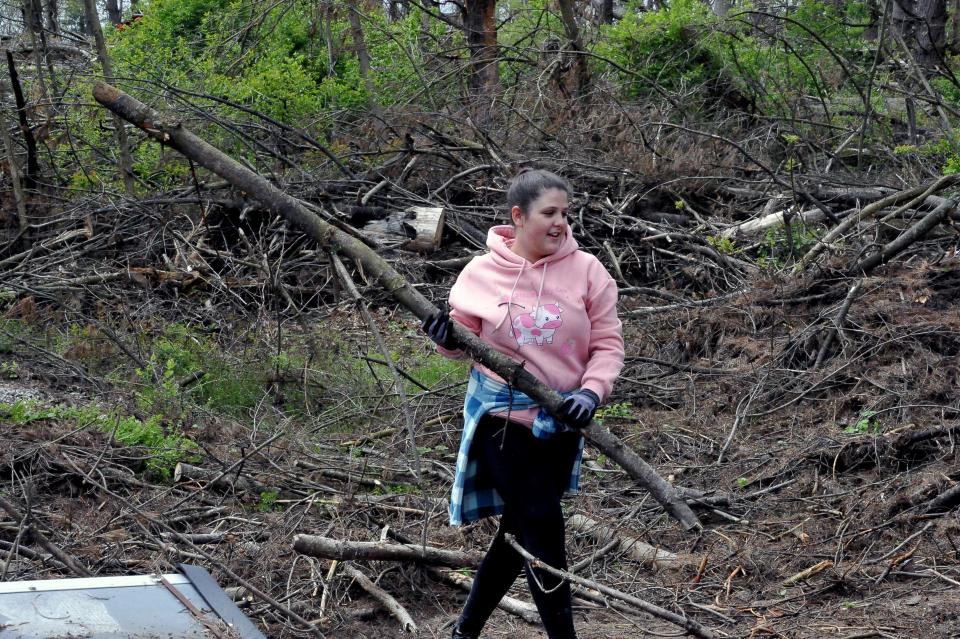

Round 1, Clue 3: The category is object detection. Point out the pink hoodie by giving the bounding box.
[438,225,624,425]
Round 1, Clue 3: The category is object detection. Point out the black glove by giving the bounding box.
[421,306,459,349]
[557,389,600,429]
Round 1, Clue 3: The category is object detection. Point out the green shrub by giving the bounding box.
[596,0,719,97]
[0,400,198,480]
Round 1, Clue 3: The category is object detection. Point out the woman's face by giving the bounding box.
[511,188,569,263]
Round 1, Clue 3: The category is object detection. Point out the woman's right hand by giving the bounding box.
[421,306,460,349]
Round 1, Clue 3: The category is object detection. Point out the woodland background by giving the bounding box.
[1,0,960,637]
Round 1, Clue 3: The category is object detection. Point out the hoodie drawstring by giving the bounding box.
[494,261,526,331]
[494,260,550,333]
[533,262,548,318]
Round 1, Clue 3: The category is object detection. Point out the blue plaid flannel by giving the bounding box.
[449,368,584,526]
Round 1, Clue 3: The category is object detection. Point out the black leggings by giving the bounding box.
[457,414,582,639]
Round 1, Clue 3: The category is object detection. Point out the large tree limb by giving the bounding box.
[293,535,483,567]
[849,197,958,275]
[798,173,960,270]
[92,82,700,532]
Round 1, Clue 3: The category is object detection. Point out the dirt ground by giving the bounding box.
[1,256,959,639]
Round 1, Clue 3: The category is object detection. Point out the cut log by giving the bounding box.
[405,206,445,252]
[361,206,445,253]
[92,82,700,532]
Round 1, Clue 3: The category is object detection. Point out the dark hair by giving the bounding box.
[506,168,571,217]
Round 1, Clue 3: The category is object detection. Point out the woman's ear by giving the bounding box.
[511,205,524,227]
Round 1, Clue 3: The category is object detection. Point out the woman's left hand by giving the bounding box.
[558,389,600,429]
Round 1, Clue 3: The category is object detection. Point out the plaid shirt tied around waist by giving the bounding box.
[448,368,584,526]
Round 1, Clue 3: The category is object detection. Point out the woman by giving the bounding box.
[422,169,624,639]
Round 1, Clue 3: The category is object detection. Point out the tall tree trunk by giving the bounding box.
[105,0,122,25]
[598,0,614,23]
[5,51,40,190]
[557,0,591,98]
[892,0,947,68]
[44,0,59,34]
[345,0,383,118]
[462,0,498,94]
[83,0,135,195]
[916,0,947,66]
[0,107,31,249]
[21,0,50,102]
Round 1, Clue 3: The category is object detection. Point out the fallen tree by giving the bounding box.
[91,82,700,532]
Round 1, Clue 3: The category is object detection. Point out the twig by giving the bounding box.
[814,279,862,369]
[330,253,423,485]
[341,563,417,633]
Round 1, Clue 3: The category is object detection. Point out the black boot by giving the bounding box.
[451,622,478,639]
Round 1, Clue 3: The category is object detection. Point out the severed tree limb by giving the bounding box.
[373,520,541,625]
[341,563,417,634]
[293,535,484,568]
[798,173,960,270]
[92,82,700,532]
[926,483,960,514]
[849,197,958,276]
[568,514,682,566]
[503,534,718,639]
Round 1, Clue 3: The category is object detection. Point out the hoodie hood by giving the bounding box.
[486,225,579,269]
[485,225,579,332]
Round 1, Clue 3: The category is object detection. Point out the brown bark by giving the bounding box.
[293,535,484,567]
[91,82,702,532]
[105,0,122,25]
[82,0,135,195]
[557,0,591,98]
[462,0,499,93]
